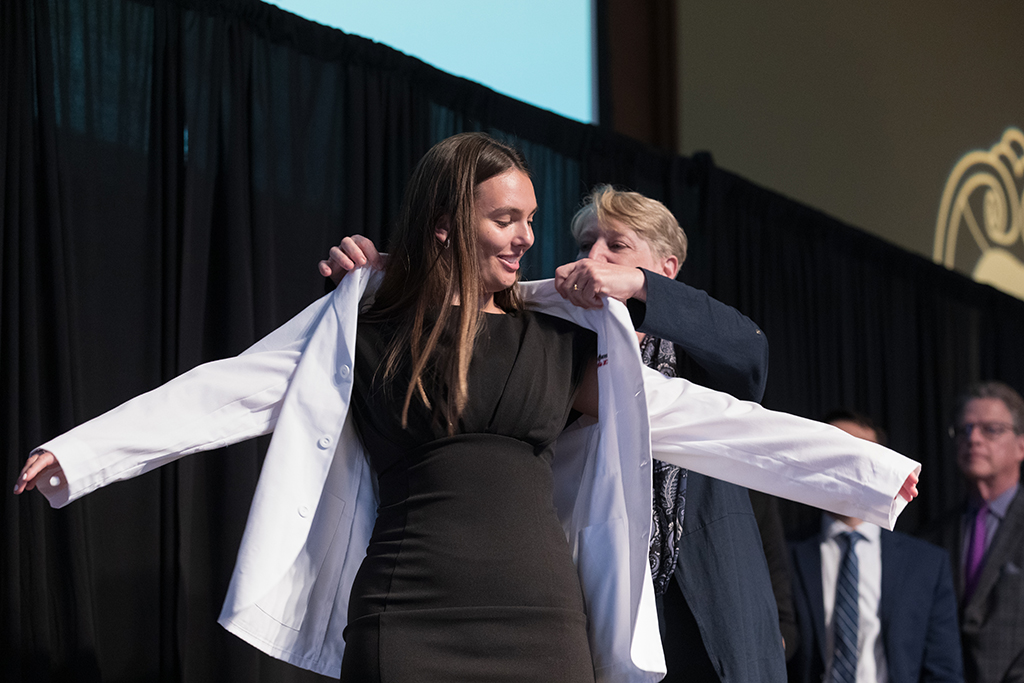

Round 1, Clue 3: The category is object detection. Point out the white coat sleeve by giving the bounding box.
[642,367,920,530]
[33,293,335,509]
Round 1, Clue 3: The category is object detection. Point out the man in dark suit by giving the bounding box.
[789,411,963,683]
[927,382,1024,683]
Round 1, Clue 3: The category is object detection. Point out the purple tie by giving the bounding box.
[964,503,989,601]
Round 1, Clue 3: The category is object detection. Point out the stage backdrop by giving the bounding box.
[4,0,1024,680]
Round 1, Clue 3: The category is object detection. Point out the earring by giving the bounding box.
[444,237,451,249]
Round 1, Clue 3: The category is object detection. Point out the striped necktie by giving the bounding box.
[831,531,863,683]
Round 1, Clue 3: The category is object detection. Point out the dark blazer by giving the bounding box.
[634,271,788,683]
[751,488,802,661]
[928,490,1024,683]
[788,528,963,683]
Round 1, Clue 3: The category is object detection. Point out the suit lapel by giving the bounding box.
[793,537,828,664]
[946,518,964,601]
[964,489,1024,618]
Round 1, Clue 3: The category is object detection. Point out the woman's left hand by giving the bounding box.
[898,470,919,502]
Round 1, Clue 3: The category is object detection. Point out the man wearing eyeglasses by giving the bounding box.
[928,381,1024,683]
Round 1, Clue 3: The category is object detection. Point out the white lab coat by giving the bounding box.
[35,267,919,682]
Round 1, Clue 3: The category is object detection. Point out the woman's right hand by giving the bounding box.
[13,449,64,495]
[317,235,385,285]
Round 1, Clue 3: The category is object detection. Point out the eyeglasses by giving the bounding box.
[948,421,1018,441]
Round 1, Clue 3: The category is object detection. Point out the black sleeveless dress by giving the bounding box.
[342,310,597,683]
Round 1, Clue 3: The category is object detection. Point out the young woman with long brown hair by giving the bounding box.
[338,132,599,680]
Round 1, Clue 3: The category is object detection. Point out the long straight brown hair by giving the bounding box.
[365,132,530,433]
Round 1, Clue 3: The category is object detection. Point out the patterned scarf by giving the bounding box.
[640,334,688,597]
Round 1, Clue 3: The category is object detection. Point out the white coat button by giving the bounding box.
[339,364,351,378]
[318,435,333,449]
[298,505,310,518]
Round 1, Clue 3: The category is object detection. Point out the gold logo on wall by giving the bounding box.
[934,127,1024,300]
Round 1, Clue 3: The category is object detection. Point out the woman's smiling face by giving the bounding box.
[473,168,536,308]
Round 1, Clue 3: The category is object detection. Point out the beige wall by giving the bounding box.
[676,1,1024,299]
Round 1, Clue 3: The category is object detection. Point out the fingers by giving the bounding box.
[321,235,384,285]
[334,236,381,270]
[555,260,646,309]
[898,471,920,502]
[350,235,383,270]
[553,263,572,297]
[324,246,356,284]
[14,450,58,495]
[554,261,604,309]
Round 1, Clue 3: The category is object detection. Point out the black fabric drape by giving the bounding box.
[4,0,1023,681]
[685,155,1024,537]
[4,1,429,681]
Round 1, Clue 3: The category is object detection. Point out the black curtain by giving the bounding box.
[4,1,430,680]
[4,0,1023,680]
[683,157,1024,537]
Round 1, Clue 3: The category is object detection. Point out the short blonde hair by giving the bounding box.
[570,185,688,264]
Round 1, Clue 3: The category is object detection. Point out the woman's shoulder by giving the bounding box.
[511,309,589,334]
[511,310,596,357]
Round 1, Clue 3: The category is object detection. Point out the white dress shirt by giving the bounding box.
[821,515,888,683]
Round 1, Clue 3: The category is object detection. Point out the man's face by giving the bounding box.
[575,217,677,278]
[955,397,1024,489]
